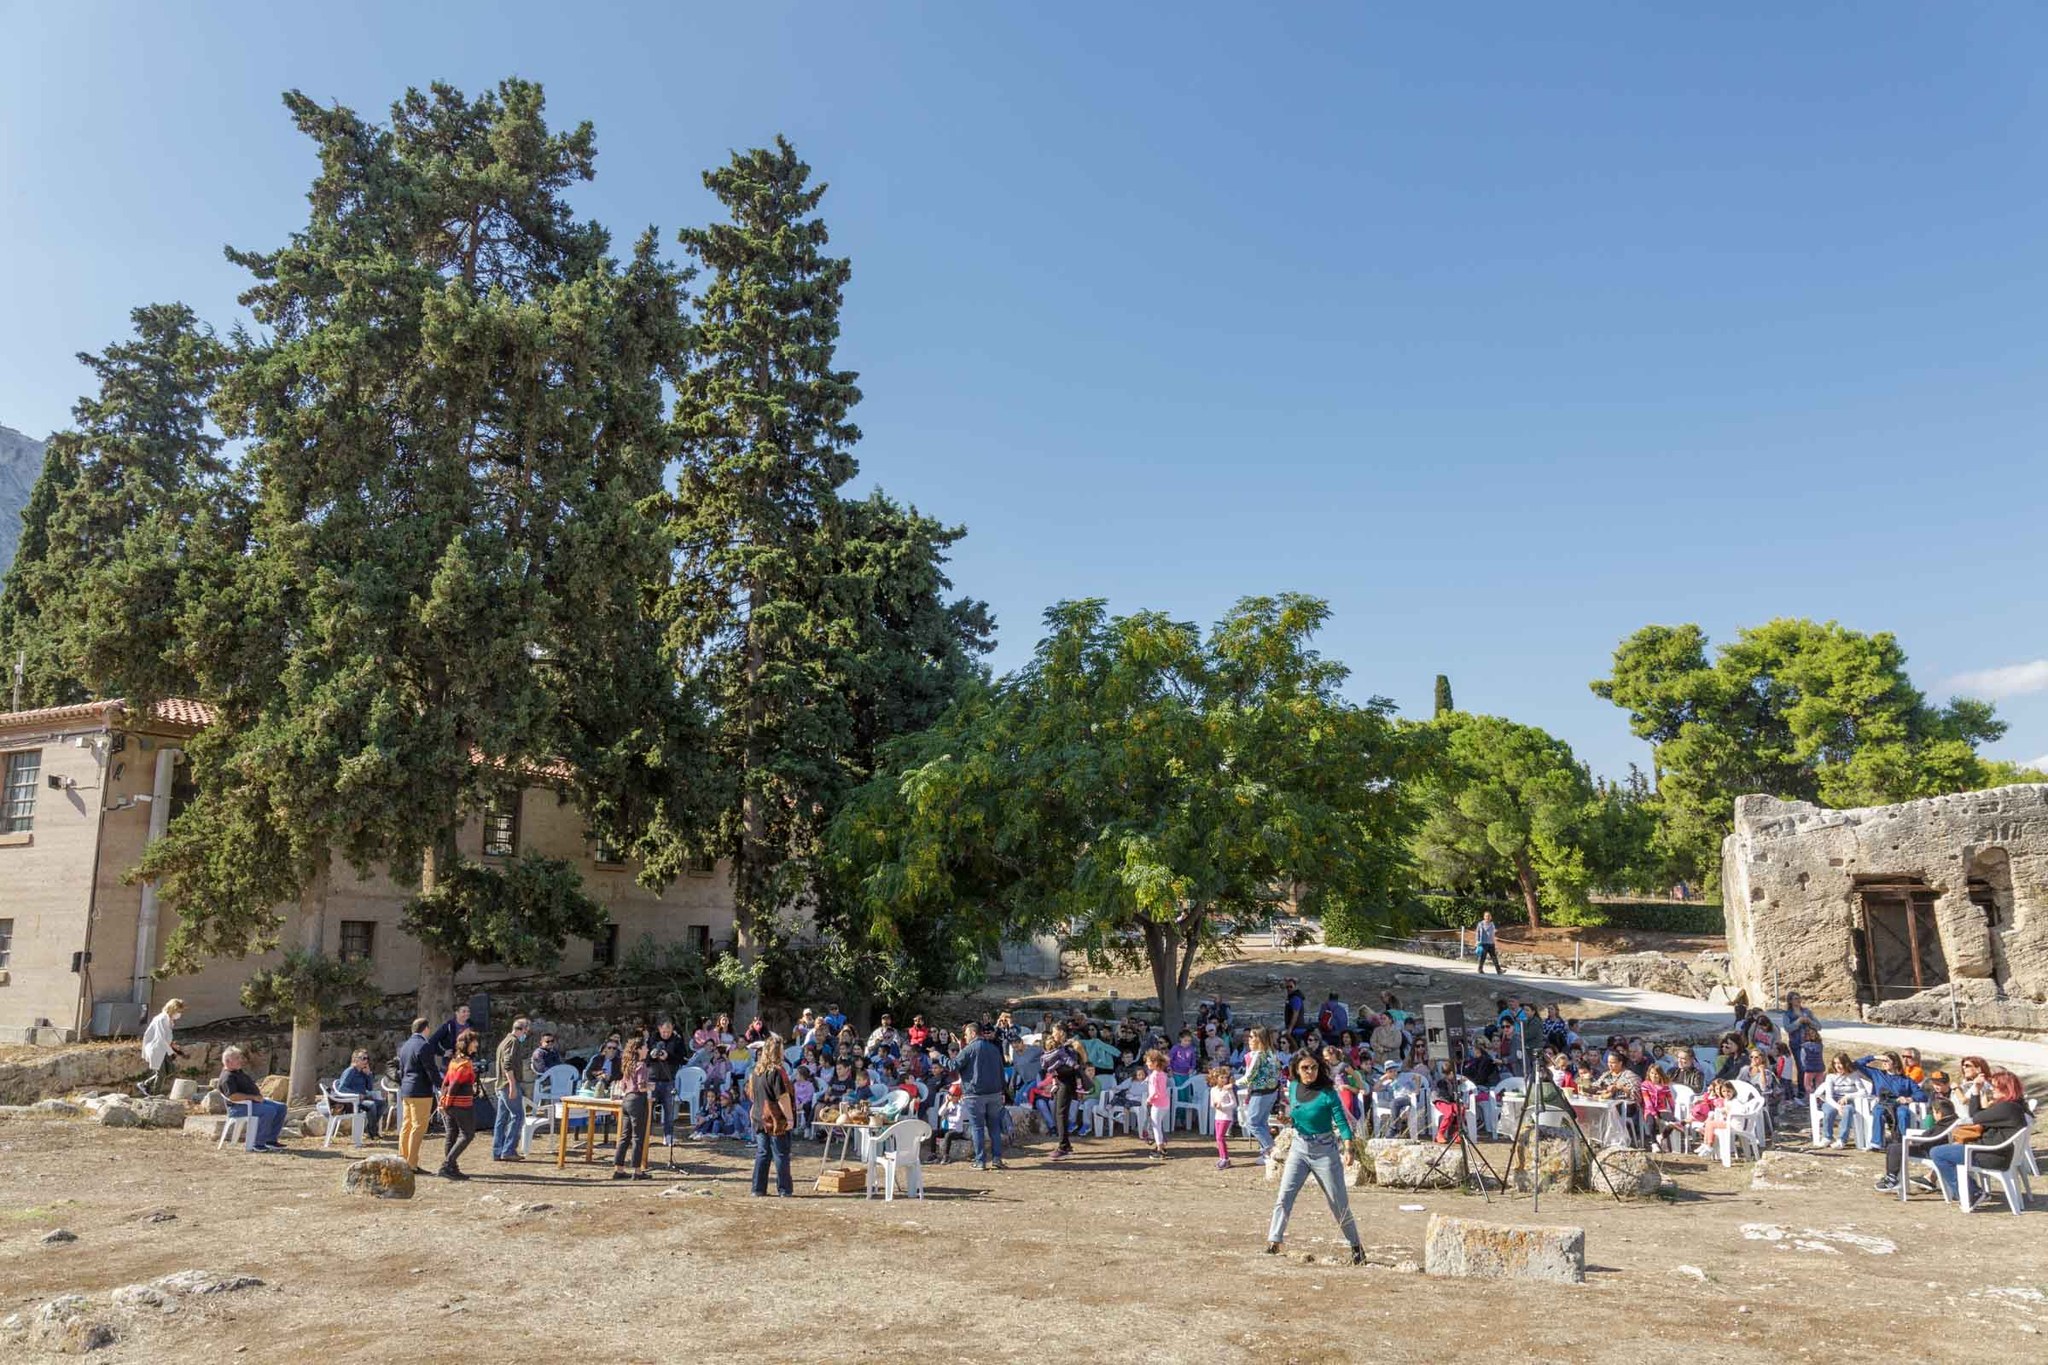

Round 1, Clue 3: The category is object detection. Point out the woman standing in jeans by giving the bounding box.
[1265,1051,1363,1264]
[436,1029,481,1181]
[750,1036,796,1196]
[1239,1028,1281,1166]
[611,1038,652,1180]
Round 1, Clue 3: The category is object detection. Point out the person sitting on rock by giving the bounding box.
[217,1047,288,1154]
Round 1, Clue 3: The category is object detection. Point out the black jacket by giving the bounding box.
[645,1031,682,1085]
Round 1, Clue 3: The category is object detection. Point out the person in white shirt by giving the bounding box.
[140,999,188,1095]
[1809,1052,1872,1148]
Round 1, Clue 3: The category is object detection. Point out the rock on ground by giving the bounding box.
[31,1098,84,1118]
[151,1270,264,1296]
[343,1153,417,1200]
[133,1097,187,1129]
[40,1227,78,1244]
[1372,1140,1468,1190]
[1424,1213,1586,1284]
[1508,1135,1587,1194]
[1587,1145,1664,1198]
[7,1294,119,1353]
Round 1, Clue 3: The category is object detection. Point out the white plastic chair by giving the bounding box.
[1170,1076,1206,1134]
[1717,1088,1768,1167]
[216,1095,254,1152]
[315,1080,368,1149]
[1665,1084,1697,1153]
[517,1064,584,1156]
[1958,1119,2034,1215]
[671,1065,706,1130]
[863,1119,931,1200]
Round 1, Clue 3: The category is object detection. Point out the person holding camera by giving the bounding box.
[646,1018,683,1162]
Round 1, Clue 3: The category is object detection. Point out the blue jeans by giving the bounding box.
[1244,1089,1279,1158]
[752,1129,792,1195]
[1816,1099,1853,1144]
[652,1082,676,1141]
[491,1085,523,1158]
[1267,1131,1360,1247]
[232,1099,287,1150]
[1928,1142,1967,1200]
[963,1092,1004,1165]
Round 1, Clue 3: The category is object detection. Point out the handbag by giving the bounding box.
[1948,1122,1984,1143]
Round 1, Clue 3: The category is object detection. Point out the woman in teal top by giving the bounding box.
[1266,1051,1363,1262]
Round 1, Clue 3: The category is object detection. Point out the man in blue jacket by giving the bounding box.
[952,1022,1010,1171]
[395,1018,440,1173]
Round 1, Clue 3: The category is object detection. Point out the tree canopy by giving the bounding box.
[833,594,1418,1029]
[1592,618,2020,889]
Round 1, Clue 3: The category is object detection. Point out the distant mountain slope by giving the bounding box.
[0,423,47,577]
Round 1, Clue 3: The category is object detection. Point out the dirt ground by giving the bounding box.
[1,1104,2043,1364]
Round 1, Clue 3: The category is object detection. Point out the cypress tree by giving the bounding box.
[1434,673,1454,717]
[0,304,235,708]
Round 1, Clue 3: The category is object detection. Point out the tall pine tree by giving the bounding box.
[658,139,864,1015]
[143,81,686,1039]
[1433,673,1454,717]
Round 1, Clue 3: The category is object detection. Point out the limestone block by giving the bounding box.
[1586,1145,1663,1198]
[1508,1135,1585,1193]
[97,1103,142,1129]
[257,1074,289,1102]
[343,1153,417,1200]
[31,1098,84,1118]
[134,1097,188,1129]
[1424,1213,1585,1284]
[1372,1140,1466,1189]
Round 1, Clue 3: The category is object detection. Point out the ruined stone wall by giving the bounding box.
[1721,784,2048,1033]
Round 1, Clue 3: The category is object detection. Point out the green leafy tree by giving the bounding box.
[1411,712,1602,929]
[0,303,237,707]
[1592,619,2010,889]
[400,850,609,975]
[240,950,378,1026]
[1433,673,1454,718]
[656,140,990,1016]
[833,595,1419,1031]
[142,80,688,1051]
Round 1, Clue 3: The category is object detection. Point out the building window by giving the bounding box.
[689,924,712,959]
[592,833,624,866]
[686,852,716,877]
[482,791,520,858]
[0,918,13,968]
[3,750,41,833]
[591,924,619,967]
[338,920,375,964]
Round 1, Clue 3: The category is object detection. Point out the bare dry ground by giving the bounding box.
[1,1106,2043,1364]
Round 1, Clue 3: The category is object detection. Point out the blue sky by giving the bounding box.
[4,3,2046,779]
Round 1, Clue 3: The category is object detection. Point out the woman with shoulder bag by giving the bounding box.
[751,1036,797,1197]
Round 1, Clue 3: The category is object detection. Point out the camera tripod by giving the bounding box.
[1401,1082,1501,1200]
[1499,1061,1625,1212]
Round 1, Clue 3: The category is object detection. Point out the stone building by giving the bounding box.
[1721,784,2048,1033]
[0,698,735,1042]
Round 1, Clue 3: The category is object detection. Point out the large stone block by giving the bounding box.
[1507,1135,1585,1193]
[1424,1213,1585,1284]
[1372,1139,1466,1189]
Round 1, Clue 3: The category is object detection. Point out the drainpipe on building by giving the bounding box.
[129,746,182,1010]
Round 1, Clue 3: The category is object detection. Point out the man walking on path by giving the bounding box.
[953,1022,1010,1170]
[491,1017,533,1161]
[395,1017,438,1172]
[1474,912,1502,974]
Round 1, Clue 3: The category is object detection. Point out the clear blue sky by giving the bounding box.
[5,3,2046,779]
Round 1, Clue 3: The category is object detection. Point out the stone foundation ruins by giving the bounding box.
[1721,784,2048,1035]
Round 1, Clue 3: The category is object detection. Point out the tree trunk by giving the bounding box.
[1512,848,1542,931]
[415,839,458,1025]
[732,579,768,1024]
[285,855,332,1107]
[1142,922,1186,1035]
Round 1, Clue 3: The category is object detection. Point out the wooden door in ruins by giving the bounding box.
[1853,883,1948,1004]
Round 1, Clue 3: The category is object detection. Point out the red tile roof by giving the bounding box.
[0,696,216,731]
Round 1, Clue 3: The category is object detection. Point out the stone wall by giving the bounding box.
[1721,784,2048,1032]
